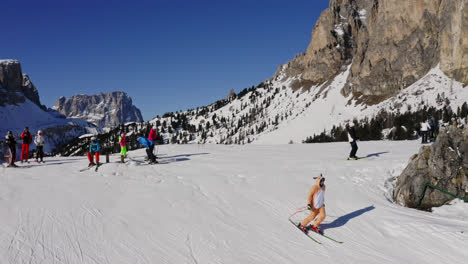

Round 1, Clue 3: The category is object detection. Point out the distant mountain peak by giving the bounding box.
[54,91,144,128]
[0,59,44,110]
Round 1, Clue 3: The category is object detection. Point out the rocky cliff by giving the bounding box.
[53,92,144,128]
[280,0,467,104]
[394,126,468,209]
[0,59,45,110]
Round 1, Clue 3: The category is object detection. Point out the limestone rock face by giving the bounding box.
[53,92,144,128]
[282,0,467,104]
[393,126,468,209]
[0,60,44,109]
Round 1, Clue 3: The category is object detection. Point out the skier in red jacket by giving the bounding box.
[148,125,157,143]
[148,125,158,159]
[20,127,32,163]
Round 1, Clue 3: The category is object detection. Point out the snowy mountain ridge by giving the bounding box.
[56,61,467,158]
[138,64,466,146]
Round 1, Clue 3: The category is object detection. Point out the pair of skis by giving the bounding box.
[289,208,343,244]
[79,162,101,172]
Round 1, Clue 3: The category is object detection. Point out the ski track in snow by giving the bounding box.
[0,141,467,263]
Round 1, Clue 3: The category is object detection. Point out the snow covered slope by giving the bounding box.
[1,141,466,263]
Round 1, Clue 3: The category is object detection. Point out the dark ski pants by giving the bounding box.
[421,131,428,143]
[21,143,30,161]
[36,146,44,161]
[349,141,358,158]
[146,145,156,162]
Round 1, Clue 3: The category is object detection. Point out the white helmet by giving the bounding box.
[38,130,42,135]
[91,136,96,141]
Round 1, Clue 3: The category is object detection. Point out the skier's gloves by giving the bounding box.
[307,204,312,210]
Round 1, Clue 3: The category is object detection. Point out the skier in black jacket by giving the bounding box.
[346,122,359,160]
[5,131,18,167]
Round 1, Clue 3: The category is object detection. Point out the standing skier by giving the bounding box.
[429,117,436,141]
[148,125,158,159]
[34,130,45,163]
[136,136,157,164]
[298,175,326,234]
[346,122,359,160]
[5,131,18,167]
[20,127,32,163]
[420,120,429,143]
[87,137,101,167]
[119,133,127,163]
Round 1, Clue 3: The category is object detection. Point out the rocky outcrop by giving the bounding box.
[0,60,45,110]
[280,0,467,104]
[53,92,144,128]
[394,126,468,209]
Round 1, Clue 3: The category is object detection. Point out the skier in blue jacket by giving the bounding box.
[87,137,101,167]
[137,136,157,164]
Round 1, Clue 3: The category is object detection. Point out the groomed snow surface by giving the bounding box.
[0,141,467,263]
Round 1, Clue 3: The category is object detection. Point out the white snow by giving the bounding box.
[0,59,19,65]
[358,9,367,20]
[78,134,95,139]
[0,140,466,263]
[334,24,344,36]
[432,199,468,220]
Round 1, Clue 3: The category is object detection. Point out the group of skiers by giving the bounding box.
[3,127,45,167]
[86,125,159,168]
[419,117,440,144]
[3,125,160,168]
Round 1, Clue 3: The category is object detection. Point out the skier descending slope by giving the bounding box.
[136,136,157,164]
[5,131,18,167]
[346,122,359,160]
[20,127,32,163]
[87,137,101,167]
[119,133,127,163]
[34,130,45,163]
[298,175,326,234]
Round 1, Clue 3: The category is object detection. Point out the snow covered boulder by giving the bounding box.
[394,126,468,209]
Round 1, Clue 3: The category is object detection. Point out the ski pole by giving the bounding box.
[288,206,308,220]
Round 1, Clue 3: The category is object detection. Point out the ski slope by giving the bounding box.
[0,141,467,263]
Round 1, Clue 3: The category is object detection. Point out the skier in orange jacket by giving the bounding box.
[298,174,326,234]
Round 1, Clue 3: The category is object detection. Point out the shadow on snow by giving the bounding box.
[363,152,389,158]
[321,205,375,230]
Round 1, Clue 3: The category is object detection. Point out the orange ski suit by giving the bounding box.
[300,177,326,228]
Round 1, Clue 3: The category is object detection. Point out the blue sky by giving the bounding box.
[3,0,329,120]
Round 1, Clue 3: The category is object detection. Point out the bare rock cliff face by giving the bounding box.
[0,60,44,110]
[54,92,144,128]
[281,0,467,104]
